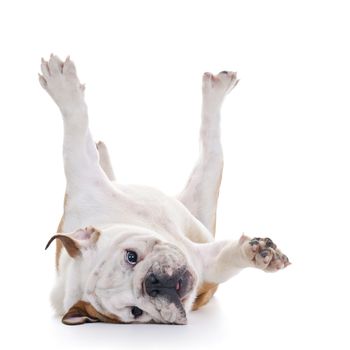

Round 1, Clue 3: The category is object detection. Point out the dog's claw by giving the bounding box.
[202,70,239,101]
[38,73,47,88]
[38,54,85,112]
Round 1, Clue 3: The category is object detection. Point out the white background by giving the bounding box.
[0,0,349,349]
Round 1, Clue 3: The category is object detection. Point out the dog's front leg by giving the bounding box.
[195,236,290,284]
[39,55,117,231]
[39,55,108,187]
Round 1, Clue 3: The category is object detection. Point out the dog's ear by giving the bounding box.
[62,301,122,325]
[62,301,100,325]
[45,226,100,258]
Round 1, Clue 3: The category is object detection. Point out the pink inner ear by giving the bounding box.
[69,226,100,249]
[63,315,98,325]
[73,228,92,240]
[63,316,87,325]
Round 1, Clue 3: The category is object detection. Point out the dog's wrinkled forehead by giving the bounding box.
[104,228,162,251]
[88,230,163,290]
[94,230,187,288]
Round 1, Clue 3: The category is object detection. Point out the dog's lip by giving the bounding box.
[180,295,189,303]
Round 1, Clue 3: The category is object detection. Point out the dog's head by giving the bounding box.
[46,225,199,325]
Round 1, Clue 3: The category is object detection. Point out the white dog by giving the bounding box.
[39,55,290,325]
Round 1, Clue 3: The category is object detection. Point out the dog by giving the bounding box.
[39,55,290,325]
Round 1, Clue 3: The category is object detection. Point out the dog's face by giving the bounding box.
[47,226,198,325]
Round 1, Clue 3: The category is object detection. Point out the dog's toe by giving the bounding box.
[242,236,290,272]
[48,54,63,75]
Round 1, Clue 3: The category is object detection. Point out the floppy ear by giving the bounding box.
[62,301,100,325]
[62,301,122,325]
[45,226,101,258]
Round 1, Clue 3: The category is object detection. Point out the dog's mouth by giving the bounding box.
[175,278,189,303]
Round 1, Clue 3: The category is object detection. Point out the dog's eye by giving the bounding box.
[125,250,138,265]
[131,306,143,318]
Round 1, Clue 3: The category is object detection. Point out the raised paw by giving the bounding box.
[202,71,239,104]
[239,235,290,272]
[39,54,86,113]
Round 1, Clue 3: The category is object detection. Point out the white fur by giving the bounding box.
[39,56,289,324]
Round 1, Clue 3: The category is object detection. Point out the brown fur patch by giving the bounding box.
[48,226,101,260]
[55,239,63,271]
[46,234,81,258]
[192,167,222,309]
[55,194,67,270]
[62,300,122,325]
[192,282,219,311]
[210,165,223,235]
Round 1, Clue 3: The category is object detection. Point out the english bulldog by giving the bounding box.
[39,55,290,325]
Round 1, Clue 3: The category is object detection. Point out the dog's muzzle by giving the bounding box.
[144,268,193,301]
[143,267,194,324]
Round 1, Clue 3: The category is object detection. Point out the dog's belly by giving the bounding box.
[61,183,213,244]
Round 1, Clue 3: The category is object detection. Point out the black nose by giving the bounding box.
[144,273,183,298]
[145,273,160,297]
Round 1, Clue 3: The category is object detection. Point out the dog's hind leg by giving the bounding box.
[178,72,239,235]
[39,55,119,231]
[53,139,116,271]
[96,141,116,181]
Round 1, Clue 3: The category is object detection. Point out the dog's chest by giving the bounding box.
[62,184,186,237]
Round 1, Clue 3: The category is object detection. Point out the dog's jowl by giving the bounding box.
[39,55,290,325]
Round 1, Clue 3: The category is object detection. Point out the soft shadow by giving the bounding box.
[50,298,227,349]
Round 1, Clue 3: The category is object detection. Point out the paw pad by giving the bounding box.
[243,236,290,272]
